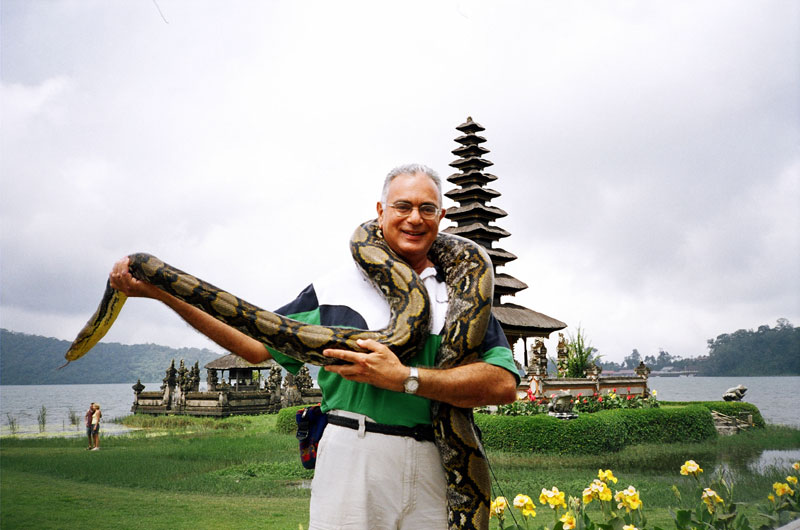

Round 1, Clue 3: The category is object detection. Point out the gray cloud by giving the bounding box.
[1,0,797,363]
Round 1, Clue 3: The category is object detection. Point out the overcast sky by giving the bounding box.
[2,1,798,366]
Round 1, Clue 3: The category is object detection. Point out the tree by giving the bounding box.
[699,319,799,376]
[624,349,641,370]
[656,349,673,365]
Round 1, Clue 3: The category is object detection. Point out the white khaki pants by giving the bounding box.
[308,411,448,530]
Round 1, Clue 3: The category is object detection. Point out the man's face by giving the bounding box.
[377,172,445,271]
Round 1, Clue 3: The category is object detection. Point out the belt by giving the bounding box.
[326,414,435,442]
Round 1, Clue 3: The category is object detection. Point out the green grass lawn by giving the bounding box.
[1,415,798,529]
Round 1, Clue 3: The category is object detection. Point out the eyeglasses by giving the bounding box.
[388,201,440,220]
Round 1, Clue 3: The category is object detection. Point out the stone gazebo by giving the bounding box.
[205,353,277,391]
[131,355,321,417]
[443,117,567,373]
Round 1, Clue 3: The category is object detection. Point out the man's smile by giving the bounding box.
[401,228,427,238]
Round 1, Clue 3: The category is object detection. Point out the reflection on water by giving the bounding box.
[713,449,800,478]
[746,449,800,473]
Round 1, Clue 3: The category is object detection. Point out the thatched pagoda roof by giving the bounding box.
[204,353,277,370]
[492,304,567,337]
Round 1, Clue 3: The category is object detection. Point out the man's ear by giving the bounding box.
[376,201,384,225]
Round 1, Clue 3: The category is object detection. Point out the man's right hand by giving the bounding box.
[108,255,273,364]
[109,256,160,299]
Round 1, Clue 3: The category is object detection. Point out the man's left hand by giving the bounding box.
[323,339,408,393]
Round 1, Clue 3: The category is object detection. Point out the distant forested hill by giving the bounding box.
[598,319,799,376]
[0,329,223,385]
[697,319,800,376]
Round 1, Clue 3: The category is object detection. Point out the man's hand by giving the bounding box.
[323,339,408,392]
[107,256,272,364]
[323,339,519,407]
[109,257,161,299]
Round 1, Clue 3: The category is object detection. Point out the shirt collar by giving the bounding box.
[420,265,445,283]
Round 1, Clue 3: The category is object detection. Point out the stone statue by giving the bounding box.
[282,372,303,407]
[634,361,651,379]
[266,365,282,394]
[189,362,201,392]
[538,340,548,374]
[556,333,568,377]
[547,390,576,419]
[177,359,189,392]
[723,385,747,402]
[207,369,219,391]
[162,359,177,390]
[585,362,602,379]
[295,366,313,393]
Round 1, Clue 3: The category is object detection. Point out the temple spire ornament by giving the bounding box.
[443,117,566,366]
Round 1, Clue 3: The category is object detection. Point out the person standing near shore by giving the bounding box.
[91,403,101,451]
[84,402,95,450]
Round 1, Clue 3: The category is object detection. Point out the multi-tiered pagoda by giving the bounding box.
[443,117,566,367]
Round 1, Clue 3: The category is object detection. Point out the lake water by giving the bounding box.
[647,376,800,428]
[1,376,798,436]
[0,381,168,436]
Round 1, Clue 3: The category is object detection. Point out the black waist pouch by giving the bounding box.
[295,405,328,469]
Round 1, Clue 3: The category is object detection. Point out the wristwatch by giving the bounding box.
[403,366,420,394]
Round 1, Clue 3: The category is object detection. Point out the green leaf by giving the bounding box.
[672,509,693,529]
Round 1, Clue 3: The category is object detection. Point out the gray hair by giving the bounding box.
[381,163,443,206]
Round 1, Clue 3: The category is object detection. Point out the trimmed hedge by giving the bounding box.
[275,405,306,435]
[475,405,717,454]
[660,400,766,428]
[274,401,759,455]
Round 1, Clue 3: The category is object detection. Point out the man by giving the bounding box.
[85,402,95,450]
[110,164,519,529]
[91,403,102,451]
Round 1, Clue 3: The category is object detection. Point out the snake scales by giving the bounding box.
[64,219,495,529]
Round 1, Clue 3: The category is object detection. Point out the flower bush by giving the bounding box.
[489,461,800,530]
[496,387,659,416]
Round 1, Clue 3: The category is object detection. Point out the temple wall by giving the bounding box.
[527,376,649,399]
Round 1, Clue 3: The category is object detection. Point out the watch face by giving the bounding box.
[405,378,419,394]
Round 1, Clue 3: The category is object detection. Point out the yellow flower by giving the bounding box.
[651,390,658,397]
[540,487,567,509]
[560,511,576,530]
[680,460,703,476]
[582,487,593,504]
[623,525,639,530]
[701,488,724,513]
[490,496,508,518]
[787,476,798,485]
[793,462,800,471]
[583,479,612,504]
[773,482,795,497]
[513,494,536,518]
[598,469,618,484]
[599,484,612,501]
[614,486,643,512]
[768,494,775,503]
